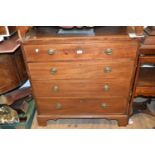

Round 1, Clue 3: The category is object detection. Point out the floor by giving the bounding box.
[31,98,155,129]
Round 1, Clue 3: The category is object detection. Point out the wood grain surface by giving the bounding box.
[23,43,137,62]
[28,60,134,80]
[36,97,128,115]
[31,79,131,98]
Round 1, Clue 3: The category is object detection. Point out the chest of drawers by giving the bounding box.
[21,27,139,126]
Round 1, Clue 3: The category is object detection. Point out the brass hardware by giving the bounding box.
[103,84,109,91]
[140,53,145,57]
[55,103,62,109]
[50,68,57,75]
[101,103,108,109]
[48,49,55,55]
[104,67,112,73]
[53,86,59,92]
[104,48,113,55]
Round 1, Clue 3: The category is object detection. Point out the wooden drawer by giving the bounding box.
[28,60,134,80]
[31,79,131,98]
[23,43,137,62]
[135,86,155,96]
[36,97,127,115]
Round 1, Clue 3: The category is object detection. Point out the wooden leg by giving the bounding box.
[37,116,58,127]
[37,117,47,127]
[117,118,128,127]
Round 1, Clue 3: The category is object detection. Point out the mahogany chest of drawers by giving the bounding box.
[21,27,139,126]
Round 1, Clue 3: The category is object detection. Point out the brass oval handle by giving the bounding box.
[50,68,57,75]
[103,84,109,91]
[48,49,55,55]
[55,103,62,109]
[52,86,59,92]
[101,103,108,109]
[104,48,113,55]
[104,66,112,73]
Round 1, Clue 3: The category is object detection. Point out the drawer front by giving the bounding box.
[135,86,155,96]
[32,79,131,98]
[36,97,128,115]
[28,60,134,80]
[23,43,137,62]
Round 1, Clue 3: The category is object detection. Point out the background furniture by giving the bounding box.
[21,26,140,126]
[0,33,28,95]
[0,29,35,129]
[133,27,155,116]
[0,26,16,41]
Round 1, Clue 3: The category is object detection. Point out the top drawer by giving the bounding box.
[23,43,138,62]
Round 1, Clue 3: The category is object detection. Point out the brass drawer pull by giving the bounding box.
[104,48,113,55]
[55,103,62,109]
[52,86,59,92]
[103,84,109,91]
[48,49,55,55]
[104,67,112,73]
[101,103,108,109]
[50,68,57,75]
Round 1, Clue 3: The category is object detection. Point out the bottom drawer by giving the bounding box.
[36,98,128,115]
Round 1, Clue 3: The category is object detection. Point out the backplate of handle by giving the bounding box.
[104,66,112,73]
[101,103,108,108]
[104,48,113,55]
[103,84,110,91]
[55,103,62,109]
[48,49,55,55]
[52,86,59,92]
[50,68,57,75]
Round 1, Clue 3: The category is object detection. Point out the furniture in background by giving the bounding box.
[0,27,35,129]
[0,26,16,41]
[0,33,28,94]
[20,26,141,126]
[133,26,155,116]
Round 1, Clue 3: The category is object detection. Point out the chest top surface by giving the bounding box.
[22,26,138,45]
